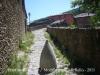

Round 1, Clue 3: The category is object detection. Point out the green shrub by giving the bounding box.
[70,24,76,28]
[90,15,99,28]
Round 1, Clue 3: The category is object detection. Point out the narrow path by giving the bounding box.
[27,28,77,75]
[27,28,46,75]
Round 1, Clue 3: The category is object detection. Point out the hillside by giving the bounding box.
[63,7,95,16]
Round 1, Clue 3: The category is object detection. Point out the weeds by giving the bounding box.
[5,32,34,75]
[5,53,28,75]
[19,32,34,53]
[5,70,27,75]
[69,24,76,28]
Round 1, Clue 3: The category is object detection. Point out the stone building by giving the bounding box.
[74,13,94,27]
[0,0,27,74]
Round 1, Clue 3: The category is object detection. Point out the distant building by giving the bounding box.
[29,17,53,27]
[74,13,95,27]
[49,20,69,27]
[48,13,74,25]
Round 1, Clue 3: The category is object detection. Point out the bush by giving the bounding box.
[90,15,99,28]
[70,24,76,28]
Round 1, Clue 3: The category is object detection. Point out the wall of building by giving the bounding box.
[47,27,100,74]
[49,14,74,25]
[74,16,90,25]
[0,0,27,74]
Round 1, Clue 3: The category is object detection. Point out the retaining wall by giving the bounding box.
[47,27,100,74]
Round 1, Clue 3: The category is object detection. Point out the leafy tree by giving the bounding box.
[71,0,100,27]
[65,7,87,16]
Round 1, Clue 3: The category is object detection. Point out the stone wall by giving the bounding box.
[47,27,100,74]
[0,0,27,74]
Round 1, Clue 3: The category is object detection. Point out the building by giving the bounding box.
[0,0,27,74]
[48,13,74,25]
[74,13,94,27]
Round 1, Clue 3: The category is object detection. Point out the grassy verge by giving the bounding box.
[5,32,34,75]
[44,33,69,64]
[19,32,34,53]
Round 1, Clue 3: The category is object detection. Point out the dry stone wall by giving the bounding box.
[0,0,27,74]
[47,27,100,74]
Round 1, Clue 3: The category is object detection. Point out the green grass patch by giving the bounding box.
[5,70,27,75]
[5,53,28,75]
[8,53,28,69]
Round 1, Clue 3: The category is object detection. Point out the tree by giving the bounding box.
[71,0,100,11]
[71,0,100,27]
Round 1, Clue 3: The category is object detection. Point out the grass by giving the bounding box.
[5,52,28,75]
[60,66,65,69]
[5,32,34,75]
[44,32,69,64]
[19,32,34,53]
[5,70,27,75]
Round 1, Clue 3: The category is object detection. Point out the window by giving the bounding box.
[60,15,65,18]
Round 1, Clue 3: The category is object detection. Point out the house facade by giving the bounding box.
[48,13,74,25]
[74,13,94,27]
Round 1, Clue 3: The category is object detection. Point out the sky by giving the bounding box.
[25,0,73,23]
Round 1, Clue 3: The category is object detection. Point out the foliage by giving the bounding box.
[71,0,83,8]
[19,32,34,53]
[64,7,88,16]
[5,32,34,75]
[5,70,27,75]
[8,54,28,69]
[69,24,76,28]
[71,0,100,11]
[71,0,100,27]
[90,15,99,28]
[5,53,28,75]
[44,32,70,64]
